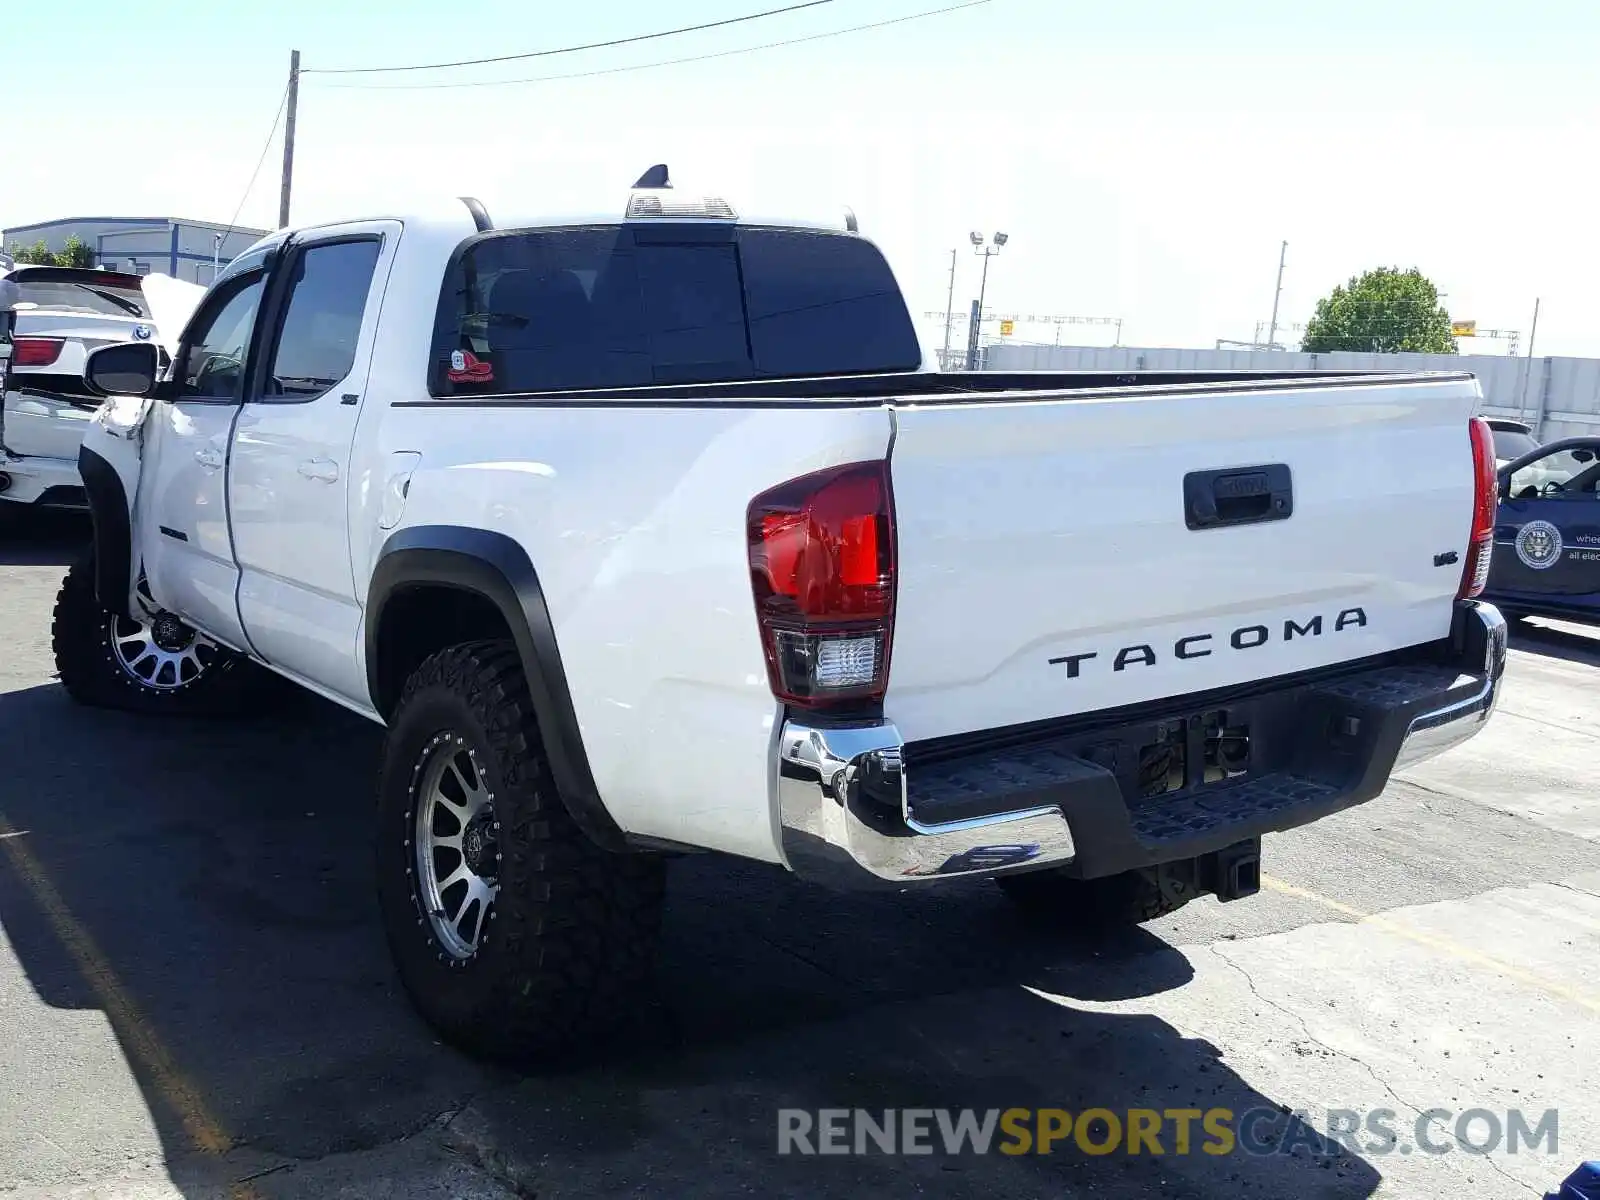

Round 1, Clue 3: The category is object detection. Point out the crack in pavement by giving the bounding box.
[191,1092,498,1194]
[1207,944,1541,1199]
[1552,880,1600,898]
[436,1106,540,1200]
[1492,704,1600,741]
[1394,777,1469,803]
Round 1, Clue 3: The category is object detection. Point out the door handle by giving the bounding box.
[194,446,224,470]
[298,457,340,483]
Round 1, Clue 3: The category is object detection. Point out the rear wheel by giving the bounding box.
[375,640,665,1065]
[51,552,268,716]
[997,865,1201,926]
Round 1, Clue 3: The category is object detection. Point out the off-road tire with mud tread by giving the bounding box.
[996,865,1199,926]
[51,551,268,716]
[375,639,665,1066]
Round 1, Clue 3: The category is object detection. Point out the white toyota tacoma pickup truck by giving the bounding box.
[57,170,1507,1063]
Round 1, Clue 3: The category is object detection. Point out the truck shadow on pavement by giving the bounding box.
[1508,616,1600,667]
[0,509,90,566]
[0,680,1382,1199]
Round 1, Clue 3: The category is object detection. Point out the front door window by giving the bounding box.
[177,275,267,402]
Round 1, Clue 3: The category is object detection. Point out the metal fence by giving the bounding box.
[981,343,1600,442]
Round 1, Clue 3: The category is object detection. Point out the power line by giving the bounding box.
[312,0,990,91]
[303,0,836,75]
[220,82,291,241]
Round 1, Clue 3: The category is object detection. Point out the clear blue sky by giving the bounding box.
[6,0,1597,354]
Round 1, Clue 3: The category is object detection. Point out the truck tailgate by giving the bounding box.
[883,374,1482,742]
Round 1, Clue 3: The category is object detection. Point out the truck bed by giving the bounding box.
[378,364,1484,857]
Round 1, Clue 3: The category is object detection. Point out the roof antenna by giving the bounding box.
[633,164,671,189]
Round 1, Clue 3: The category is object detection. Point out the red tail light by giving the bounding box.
[747,460,896,707]
[1459,416,1498,599]
[12,337,65,367]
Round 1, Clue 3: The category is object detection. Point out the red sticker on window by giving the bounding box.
[447,349,494,383]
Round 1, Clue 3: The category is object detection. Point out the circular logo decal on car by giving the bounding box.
[132,325,152,341]
[1515,520,1564,570]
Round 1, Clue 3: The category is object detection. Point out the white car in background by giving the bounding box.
[0,266,203,513]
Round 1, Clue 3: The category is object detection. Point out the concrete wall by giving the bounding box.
[982,342,1600,441]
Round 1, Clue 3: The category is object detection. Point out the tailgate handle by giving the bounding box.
[1184,464,1293,530]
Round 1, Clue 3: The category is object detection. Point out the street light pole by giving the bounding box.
[975,252,992,328]
[965,231,1007,370]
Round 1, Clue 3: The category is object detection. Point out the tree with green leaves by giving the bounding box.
[1300,267,1457,355]
[8,239,56,265]
[5,235,97,269]
[54,236,95,269]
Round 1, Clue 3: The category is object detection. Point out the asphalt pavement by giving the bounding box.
[0,510,1595,1199]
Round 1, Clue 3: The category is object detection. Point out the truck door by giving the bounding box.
[135,256,275,651]
[1487,438,1600,613]
[228,222,396,704]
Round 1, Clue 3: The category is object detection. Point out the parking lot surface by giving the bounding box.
[1,512,1596,1199]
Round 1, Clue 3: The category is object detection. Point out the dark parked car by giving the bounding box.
[1486,417,1540,467]
[1483,435,1600,624]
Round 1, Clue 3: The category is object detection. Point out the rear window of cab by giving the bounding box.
[428,224,922,395]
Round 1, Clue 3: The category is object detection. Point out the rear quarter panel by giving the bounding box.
[334,211,898,863]
[364,400,892,863]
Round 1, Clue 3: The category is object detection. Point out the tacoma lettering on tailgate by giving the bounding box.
[1049,608,1368,680]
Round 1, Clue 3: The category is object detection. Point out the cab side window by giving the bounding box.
[177,275,267,402]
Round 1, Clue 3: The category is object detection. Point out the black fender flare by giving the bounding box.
[77,445,133,620]
[366,525,627,852]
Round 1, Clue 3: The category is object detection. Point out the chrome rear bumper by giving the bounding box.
[777,721,1078,884]
[777,602,1506,889]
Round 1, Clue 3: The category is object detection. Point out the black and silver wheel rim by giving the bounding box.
[107,581,220,691]
[410,733,500,962]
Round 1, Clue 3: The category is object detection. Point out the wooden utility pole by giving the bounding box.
[278,50,301,229]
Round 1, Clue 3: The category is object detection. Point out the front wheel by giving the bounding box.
[51,553,268,716]
[375,640,665,1065]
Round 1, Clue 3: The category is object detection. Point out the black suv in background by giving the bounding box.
[1486,417,1540,466]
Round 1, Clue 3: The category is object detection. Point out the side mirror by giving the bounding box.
[85,341,160,397]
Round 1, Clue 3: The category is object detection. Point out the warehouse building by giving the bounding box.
[1,216,269,284]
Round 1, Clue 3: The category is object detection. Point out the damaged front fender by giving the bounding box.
[80,396,151,621]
